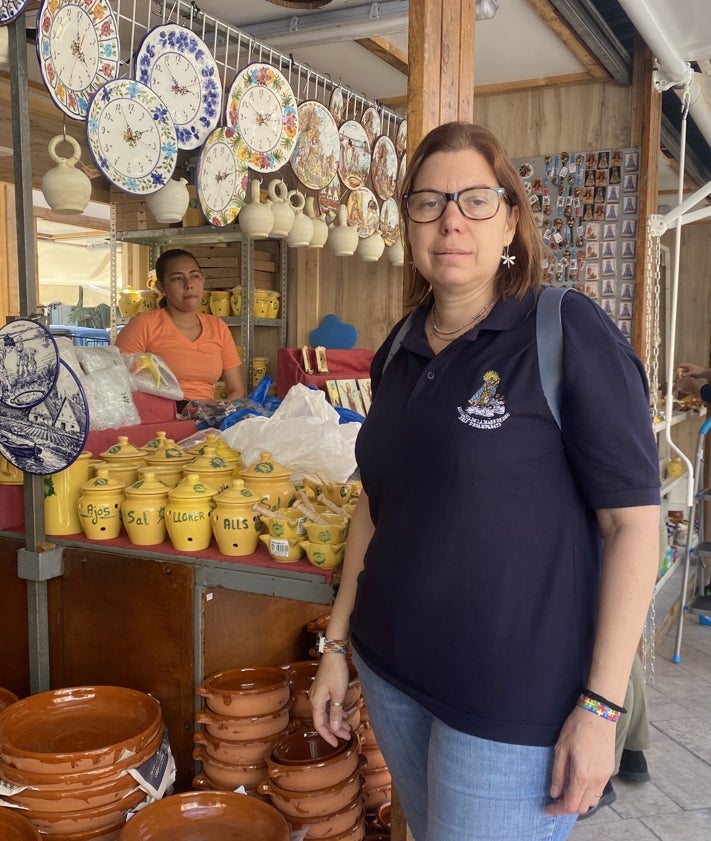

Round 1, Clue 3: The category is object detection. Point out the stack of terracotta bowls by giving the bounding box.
[281,660,362,731]
[117,790,289,841]
[0,686,164,841]
[0,807,42,841]
[357,704,392,813]
[0,686,19,711]
[193,666,293,793]
[259,730,366,841]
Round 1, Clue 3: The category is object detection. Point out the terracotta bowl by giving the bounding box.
[196,700,292,742]
[18,786,147,834]
[0,687,19,712]
[0,807,42,841]
[362,784,391,812]
[282,662,361,719]
[56,817,127,841]
[259,770,364,819]
[267,732,360,792]
[193,747,268,791]
[7,771,139,813]
[289,794,364,839]
[318,815,365,841]
[361,764,391,791]
[197,667,290,717]
[359,743,385,771]
[193,728,286,766]
[0,687,162,774]
[374,800,391,830]
[117,790,290,841]
[271,730,351,766]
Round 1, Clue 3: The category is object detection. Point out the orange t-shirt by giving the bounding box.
[116,309,241,401]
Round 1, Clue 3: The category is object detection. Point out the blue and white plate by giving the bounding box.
[0,319,59,409]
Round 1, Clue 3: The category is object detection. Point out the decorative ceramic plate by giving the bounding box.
[346,186,380,238]
[0,319,59,409]
[226,62,298,173]
[291,100,340,190]
[196,126,249,227]
[0,361,88,475]
[318,174,342,224]
[397,153,407,198]
[329,86,345,124]
[338,120,371,190]
[134,23,222,151]
[36,0,120,121]
[361,106,380,147]
[380,197,400,246]
[396,119,407,157]
[0,0,30,25]
[86,79,178,195]
[371,135,398,200]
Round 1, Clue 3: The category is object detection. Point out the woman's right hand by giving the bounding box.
[309,654,352,747]
[677,362,706,378]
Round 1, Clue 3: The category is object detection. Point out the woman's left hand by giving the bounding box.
[544,704,616,815]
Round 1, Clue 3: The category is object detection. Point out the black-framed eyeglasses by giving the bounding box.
[404,186,508,223]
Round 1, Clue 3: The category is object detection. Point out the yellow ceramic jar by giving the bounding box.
[302,514,349,545]
[667,457,685,479]
[253,289,271,319]
[239,451,295,510]
[164,473,218,551]
[77,469,125,540]
[210,479,261,557]
[183,447,234,494]
[100,436,147,469]
[91,459,143,488]
[230,286,242,317]
[121,472,171,546]
[144,438,193,470]
[209,290,231,317]
[44,450,92,536]
[199,292,211,313]
[188,432,240,468]
[266,291,280,319]
[251,356,269,387]
[136,463,184,489]
[142,431,168,455]
[118,287,141,318]
[259,533,304,563]
[138,289,160,311]
[0,455,24,485]
[259,507,306,540]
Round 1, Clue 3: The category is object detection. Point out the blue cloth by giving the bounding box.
[350,289,660,747]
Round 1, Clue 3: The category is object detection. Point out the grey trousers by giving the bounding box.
[614,652,650,773]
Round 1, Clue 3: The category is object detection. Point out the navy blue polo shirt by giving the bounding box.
[350,289,660,747]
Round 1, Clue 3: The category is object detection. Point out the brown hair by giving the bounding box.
[400,122,543,307]
[155,249,202,308]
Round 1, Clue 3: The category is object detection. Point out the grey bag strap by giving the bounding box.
[382,310,416,372]
[536,286,571,430]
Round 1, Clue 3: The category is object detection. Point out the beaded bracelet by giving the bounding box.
[317,636,349,655]
[577,693,623,723]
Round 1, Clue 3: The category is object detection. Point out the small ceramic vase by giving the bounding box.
[251,356,269,387]
[239,178,274,239]
[209,290,231,317]
[328,205,359,257]
[121,472,171,546]
[44,450,92,535]
[386,236,405,267]
[239,451,295,510]
[286,190,314,247]
[253,289,271,319]
[77,469,125,540]
[145,177,190,224]
[183,447,234,494]
[230,286,242,317]
[40,134,91,215]
[305,196,329,249]
[165,474,218,551]
[210,479,262,557]
[267,179,295,238]
[356,230,385,262]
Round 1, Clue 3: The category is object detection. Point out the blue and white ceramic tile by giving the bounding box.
[0,319,59,409]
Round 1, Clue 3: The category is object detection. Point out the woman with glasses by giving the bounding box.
[309,122,659,840]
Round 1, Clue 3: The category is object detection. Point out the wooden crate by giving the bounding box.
[111,187,167,232]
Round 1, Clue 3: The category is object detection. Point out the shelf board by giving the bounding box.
[116,226,244,246]
[654,407,707,433]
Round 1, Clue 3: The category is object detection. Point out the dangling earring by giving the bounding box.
[501,245,516,268]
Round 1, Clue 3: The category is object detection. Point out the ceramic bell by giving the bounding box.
[386,235,405,267]
[239,178,274,239]
[286,189,314,247]
[267,179,295,238]
[41,135,91,215]
[305,196,329,249]
[328,205,359,257]
[145,177,190,224]
[356,230,385,262]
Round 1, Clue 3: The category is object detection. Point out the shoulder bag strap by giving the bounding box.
[536,286,571,430]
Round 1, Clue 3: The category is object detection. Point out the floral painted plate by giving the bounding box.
[196,126,249,227]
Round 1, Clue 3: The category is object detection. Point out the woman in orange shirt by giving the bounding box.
[116,249,246,402]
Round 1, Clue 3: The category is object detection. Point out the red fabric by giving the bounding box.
[277,348,374,398]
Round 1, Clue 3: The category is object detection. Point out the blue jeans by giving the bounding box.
[352,651,578,841]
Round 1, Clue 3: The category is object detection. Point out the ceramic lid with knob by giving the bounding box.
[81,468,126,493]
[144,439,192,464]
[99,436,145,463]
[188,447,231,471]
[168,473,219,501]
[213,479,260,507]
[240,451,291,480]
[124,472,171,498]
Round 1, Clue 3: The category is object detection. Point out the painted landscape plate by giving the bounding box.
[0,319,59,409]
[346,186,380,238]
[291,100,340,190]
[361,106,380,147]
[396,119,407,157]
[318,174,342,224]
[338,120,371,190]
[371,135,398,200]
[380,197,400,246]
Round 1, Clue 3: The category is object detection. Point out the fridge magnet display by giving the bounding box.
[36,0,120,121]
[346,186,380,237]
[0,360,89,475]
[226,62,298,173]
[361,106,381,147]
[196,126,249,227]
[337,379,365,415]
[338,119,371,189]
[86,79,178,194]
[0,319,59,409]
[371,135,398,200]
[290,100,340,190]
[1,0,30,25]
[134,23,222,150]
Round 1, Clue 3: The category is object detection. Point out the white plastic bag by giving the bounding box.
[222,384,360,482]
[121,352,183,400]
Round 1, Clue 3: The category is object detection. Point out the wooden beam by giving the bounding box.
[355,36,408,77]
[33,206,109,231]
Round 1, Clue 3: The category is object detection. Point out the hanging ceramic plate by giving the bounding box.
[346,186,380,238]
[338,120,371,190]
[86,79,178,195]
[196,126,249,227]
[397,153,407,198]
[291,100,340,191]
[134,23,222,151]
[361,106,380,148]
[329,86,345,124]
[371,135,398,200]
[0,319,59,409]
[36,0,120,121]
[226,62,298,173]
[380,197,400,246]
[396,119,407,157]
[318,174,341,224]
[0,361,89,475]
[1,0,30,25]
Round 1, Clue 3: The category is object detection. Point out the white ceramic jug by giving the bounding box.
[145,177,190,224]
[305,196,329,249]
[356,230,385,262]
[41,135,92,215]
[286,190,314,247]
[267,179,295,238]
[238,178,274,239]
[386,235,405,267]
[328,205,359,257]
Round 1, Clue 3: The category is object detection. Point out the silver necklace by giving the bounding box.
[431,298,496,337]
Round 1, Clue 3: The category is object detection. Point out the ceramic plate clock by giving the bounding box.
[1,0,30,25]
[196,126,249,227]
[135,23,221,151]
[226,62,298,173]
[36,0,120,121]
[86,79,178,195]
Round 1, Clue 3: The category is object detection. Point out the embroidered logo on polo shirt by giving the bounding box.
[457,369,509,429]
